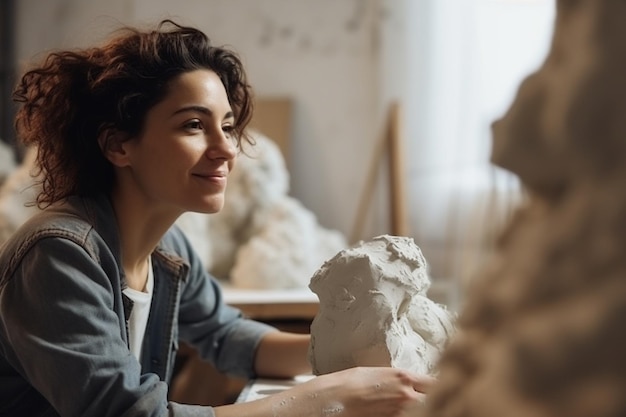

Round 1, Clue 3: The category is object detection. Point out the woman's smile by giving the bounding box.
[191,170,228,187]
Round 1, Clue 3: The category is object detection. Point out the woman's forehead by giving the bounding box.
[156,70,231,116]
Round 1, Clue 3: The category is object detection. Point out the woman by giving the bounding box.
[0,20,433,416]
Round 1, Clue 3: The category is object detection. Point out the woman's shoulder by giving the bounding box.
[0,196,118,284]
[2,197,96,244]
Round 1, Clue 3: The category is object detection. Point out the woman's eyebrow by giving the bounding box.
[171,106,234,120]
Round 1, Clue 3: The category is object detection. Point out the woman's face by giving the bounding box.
[119,69,237,215]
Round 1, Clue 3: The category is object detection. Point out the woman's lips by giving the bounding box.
[192,171,227,186]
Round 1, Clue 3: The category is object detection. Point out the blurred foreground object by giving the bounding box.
[424,1,626,416]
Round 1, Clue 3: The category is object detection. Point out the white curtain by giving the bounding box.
[402,0,556,309]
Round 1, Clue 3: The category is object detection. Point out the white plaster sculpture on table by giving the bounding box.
[308,234,455,377]
[211,129,347,289]
[423,1,626,416]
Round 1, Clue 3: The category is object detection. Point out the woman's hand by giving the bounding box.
[214,366,436,417]
[302,367,435,417]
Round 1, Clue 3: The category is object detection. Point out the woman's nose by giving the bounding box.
[205,128,238,160]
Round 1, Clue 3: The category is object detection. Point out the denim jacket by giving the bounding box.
[0,194,276,417]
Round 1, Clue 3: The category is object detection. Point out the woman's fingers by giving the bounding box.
[409,373,438,394]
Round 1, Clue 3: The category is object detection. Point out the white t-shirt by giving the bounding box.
[122,257,154,362]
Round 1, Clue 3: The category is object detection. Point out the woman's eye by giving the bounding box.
[222,125,234,134]
[184,120,203,130]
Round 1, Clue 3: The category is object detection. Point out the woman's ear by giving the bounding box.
[98,128,132,167]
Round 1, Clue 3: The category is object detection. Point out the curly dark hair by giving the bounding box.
[13,19,255,207]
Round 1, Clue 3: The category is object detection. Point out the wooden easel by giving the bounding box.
[350,101,409,243]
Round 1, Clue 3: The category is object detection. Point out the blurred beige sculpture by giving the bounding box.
[0,141,17,185]
[308,235,455,377]
[0,146,38,244]
[424,1,626,416]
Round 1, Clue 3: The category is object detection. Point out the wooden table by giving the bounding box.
[236,375,315,403]
[221,286,320,321]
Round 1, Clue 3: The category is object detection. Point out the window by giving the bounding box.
[400,0,556,307]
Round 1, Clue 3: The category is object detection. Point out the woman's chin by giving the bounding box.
[188,198,224,214]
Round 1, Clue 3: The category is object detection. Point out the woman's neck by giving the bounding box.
[109,186,182,291]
